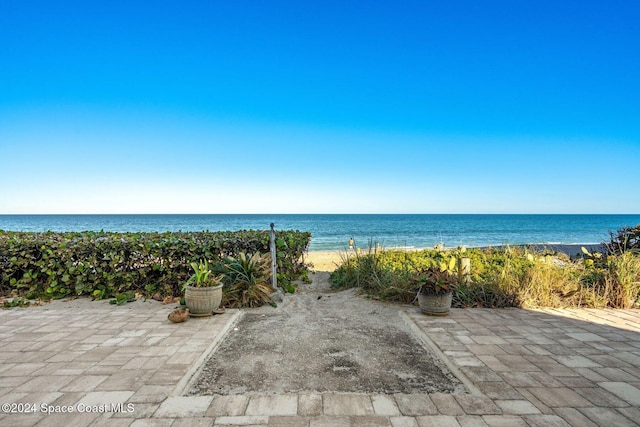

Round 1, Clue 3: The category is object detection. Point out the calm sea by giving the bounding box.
[1,214,638,251]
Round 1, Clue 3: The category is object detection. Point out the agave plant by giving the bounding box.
[218,252,274,308]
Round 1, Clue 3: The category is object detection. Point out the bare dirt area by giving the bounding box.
[187,271,465,395]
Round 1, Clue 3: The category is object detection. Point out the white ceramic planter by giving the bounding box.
[184,284,223,317]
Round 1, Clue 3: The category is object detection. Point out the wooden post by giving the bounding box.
[269,223,278,290]
[458,257,471,283]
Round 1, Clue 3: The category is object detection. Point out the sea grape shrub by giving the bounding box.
[607,224,640,255]
[0,230,311,301]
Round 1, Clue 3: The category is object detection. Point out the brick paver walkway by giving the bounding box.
[0,299,638,426]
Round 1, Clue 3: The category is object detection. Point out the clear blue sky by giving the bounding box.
[1,0,638,214]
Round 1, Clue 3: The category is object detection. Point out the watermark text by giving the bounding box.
[2,402,135,415]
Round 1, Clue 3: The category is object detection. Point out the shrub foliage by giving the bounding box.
[607,224,640,255]
[330,243,640,309]
[215,252,274,308]
[0,230,311,301]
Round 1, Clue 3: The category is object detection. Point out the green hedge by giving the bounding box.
[0,230,311,301]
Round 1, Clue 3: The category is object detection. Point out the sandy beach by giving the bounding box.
[304,243,605,273]
[305,250,345,272]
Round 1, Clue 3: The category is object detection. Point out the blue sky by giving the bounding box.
[1,0,638,214]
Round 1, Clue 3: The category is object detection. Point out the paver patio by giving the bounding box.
[0,298,638,426]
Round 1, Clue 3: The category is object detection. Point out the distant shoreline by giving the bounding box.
[307,243,604,256]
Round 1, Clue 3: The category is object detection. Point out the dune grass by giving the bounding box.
[329,246,640,309]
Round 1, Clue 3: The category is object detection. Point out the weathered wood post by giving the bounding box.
[269,223,278,290]
[458,257,471,283]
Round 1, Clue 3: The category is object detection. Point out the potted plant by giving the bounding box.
[412,266,458,316]
[183,260,223,317]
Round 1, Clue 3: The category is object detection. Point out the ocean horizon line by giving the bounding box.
[1,213,639,216]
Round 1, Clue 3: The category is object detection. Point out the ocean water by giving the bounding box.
[1,214,638,251]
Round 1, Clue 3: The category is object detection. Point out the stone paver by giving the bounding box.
[454,395,500,415]
[526,387,592,408]
[155,396,213,417]
[323,393,373,416]
[552,408,599,427]
[207,395,249,417]
[245,395,298,416]
[430,393,465,415]
[494,399,540,415]
[268,416,309,427]
[297,394,322,417]
[351,415,393,426]
[372,394,401,416]
[576,408,637,427]
[213,415,268,425]
[415,415,460,426]
[521,414,572,426]
[0,298,639,426]
[394,394,437,416]
[599,381,640,406]
[309,415,350,427]
[480,415,527,427]
[390,416,420,427]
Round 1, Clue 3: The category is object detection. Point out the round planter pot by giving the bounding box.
[184,284,223,317]
[418,291,452,316]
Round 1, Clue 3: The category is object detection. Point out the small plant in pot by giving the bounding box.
[183,260,224,317]
[412,266,458,316]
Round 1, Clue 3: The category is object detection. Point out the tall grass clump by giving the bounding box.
[330,246,414,302]
[602,251,640,308]
[330,246,527,307]
[328,241,640,309]
[456,247,527,308]
[216,252,274,308]
[518,258,583,307]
